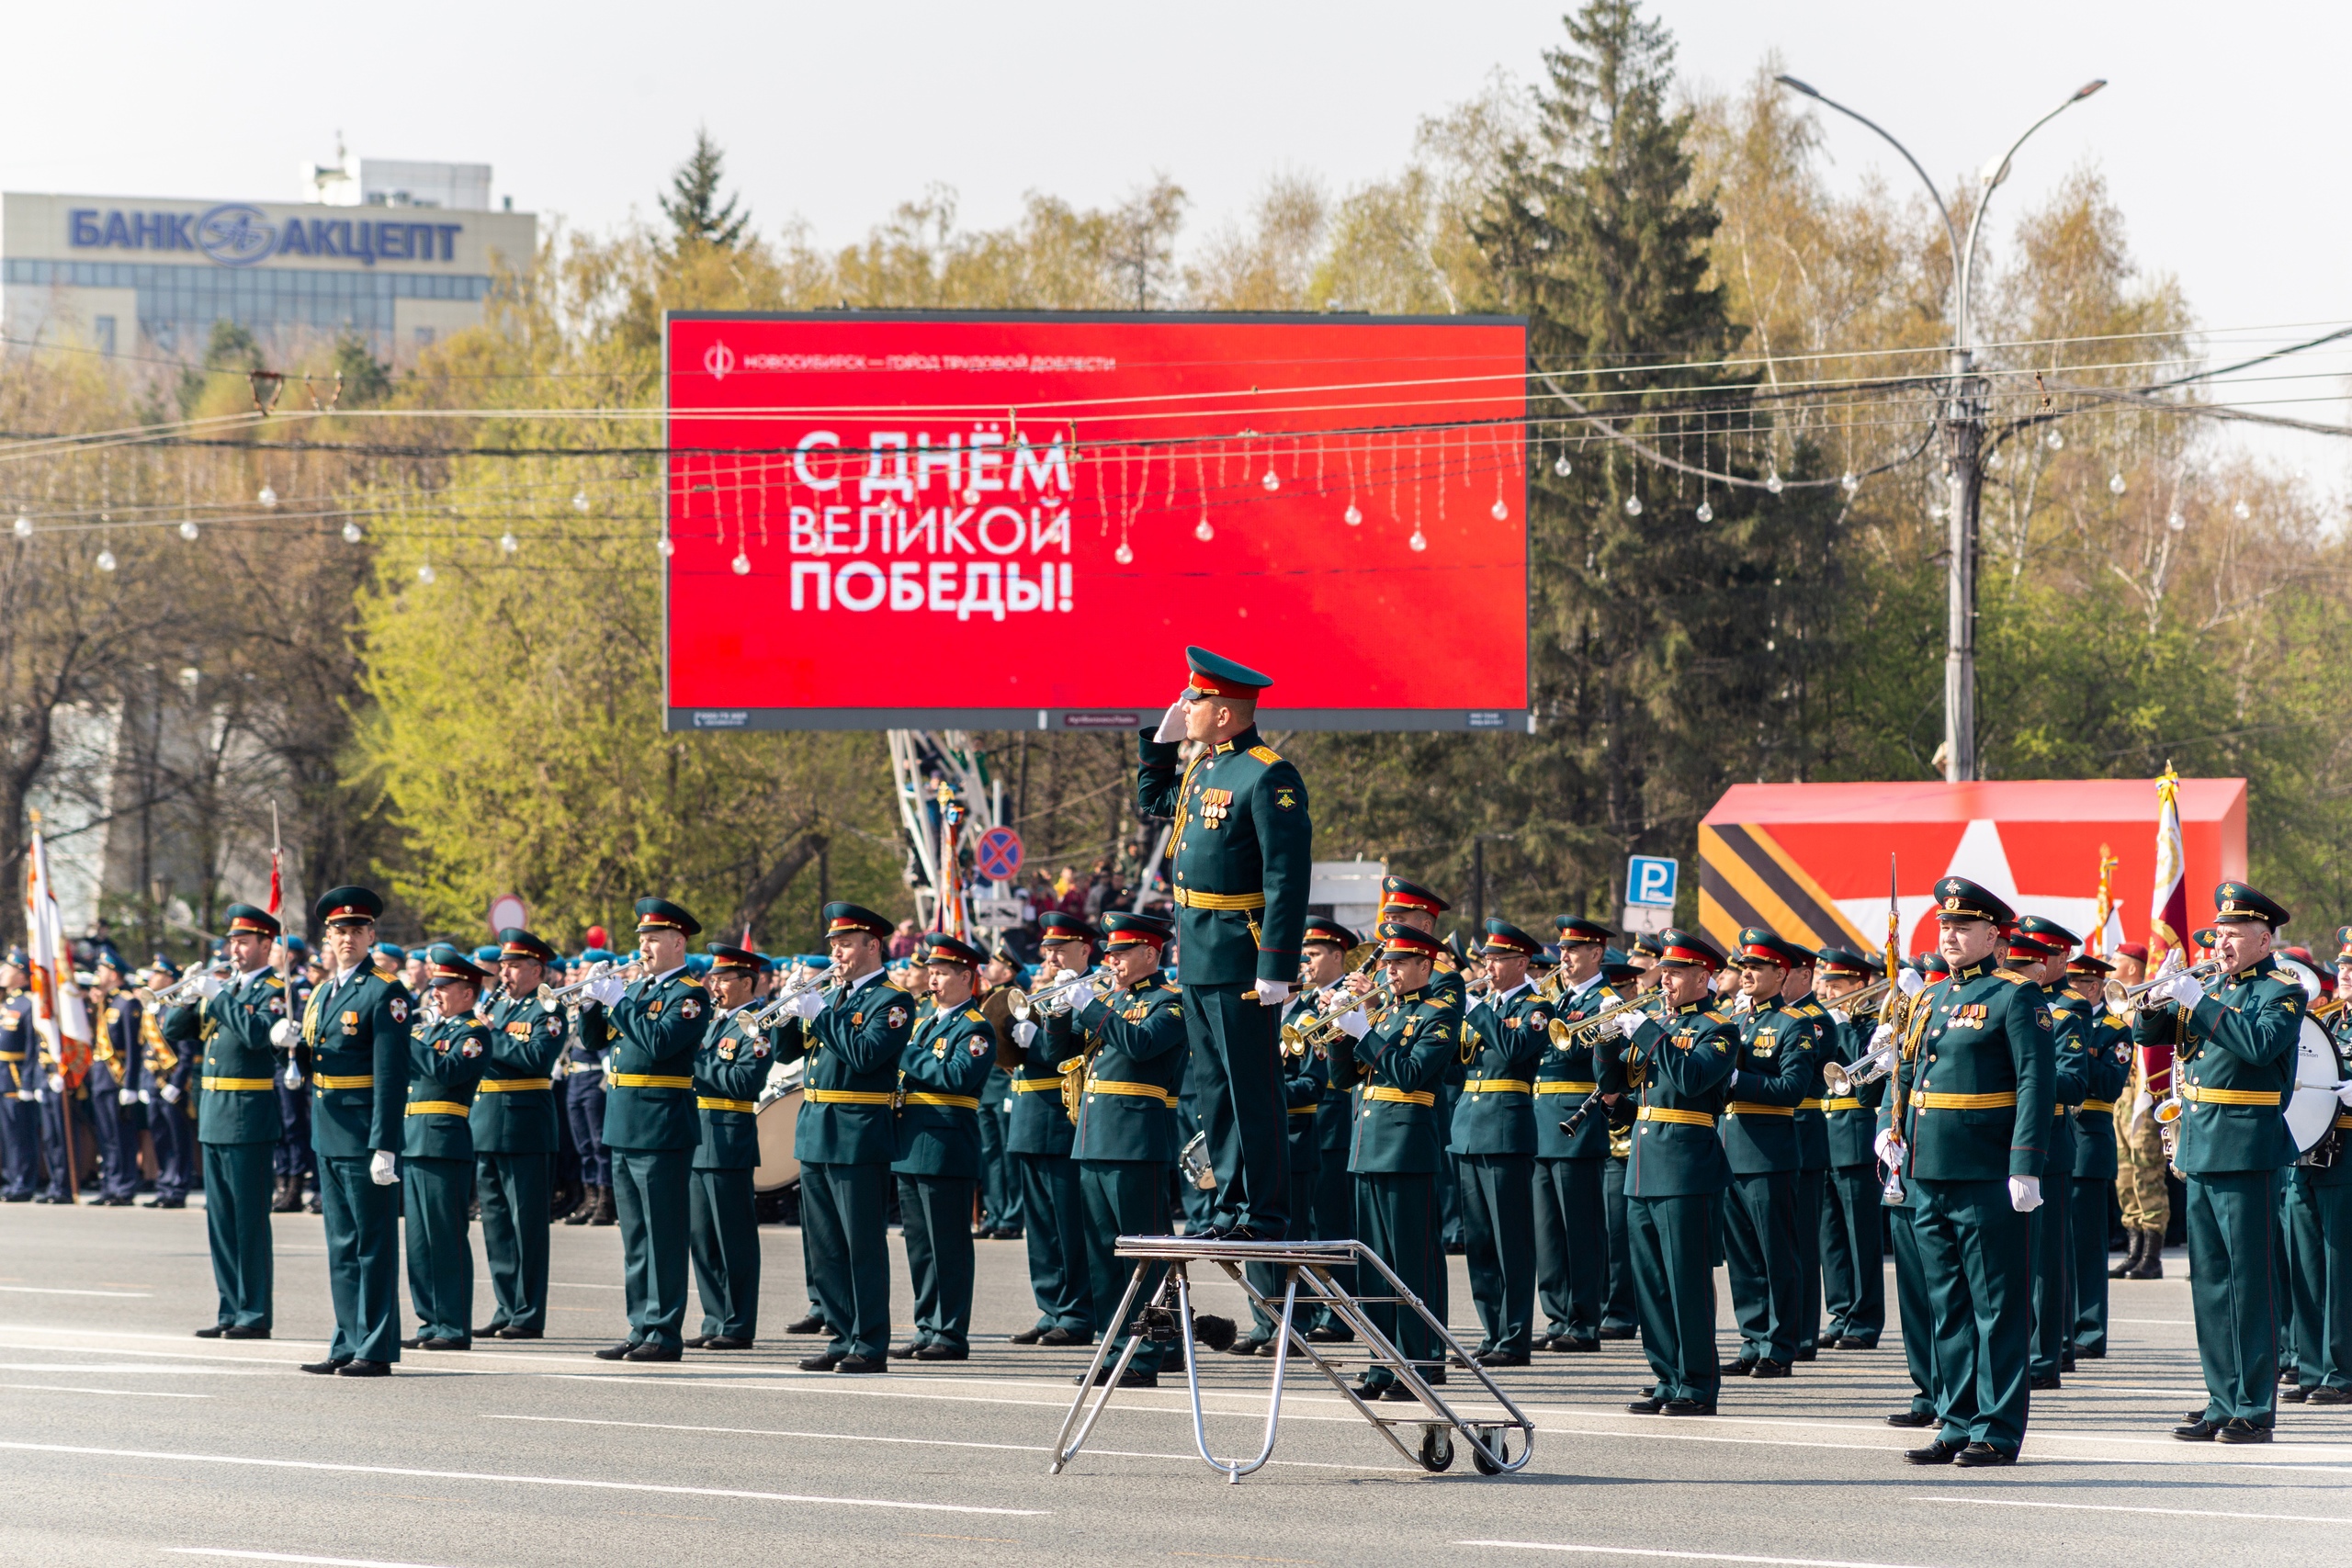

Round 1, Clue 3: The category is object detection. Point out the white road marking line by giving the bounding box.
[2109,1317,2195,1325]
[1,1383,209,1399]
[1460,1542,1938,1568]
[1910,1495,2352,1525]
[0,1441,1046,1517]
[164,1551,470,1568]
[548,1281,624,1289]
[482,1412,1410,1472]
[0,1286,151,1297]
[0,1362,261,1375]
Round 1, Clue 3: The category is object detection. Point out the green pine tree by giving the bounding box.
[660,129,752,250]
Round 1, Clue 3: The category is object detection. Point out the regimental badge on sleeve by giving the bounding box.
[388,999,408,1024]
[886,1005,910,1030]
[968,1036,990,1057]
[461,1033,483,1059]
[680,999,701,1021]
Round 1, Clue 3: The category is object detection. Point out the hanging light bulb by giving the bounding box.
[2045,429,2064,452]
[1343,504,1363,525]
[1765,470,1784,495]
[1695,501,1713,524]
[1840,470,1859,493]
[499,532,518,555]
[96,548,118,572]
[1623,494,1643,517]
[1490,499,1509,522]
[2109,473,2127,496]
[178,520,199,541]
[2165,509,2187,533]
[657,534,675,558]
[571,490,590,513]
[1408,528,1428,552]
[257,485,278,509]
[1194,518,1215,542]
[10,513,28,538]
[1261,469,1280,492]
[342,521,364,544]
[1553,455,1572,478]
[962,488,980,505]
[2232,498,2250,521]
[731,551,751,575]
[1114,542,1134,564]
[416,562,435,584]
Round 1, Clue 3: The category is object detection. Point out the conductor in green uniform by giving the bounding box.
[299,888,412,1377]
[589,897,712,1364]
[1007,914,1100,1347]
[401,946,489,1350]
[689,942,773,1349]
[2142,882,2304,1443]
[890,932,999,1360]
[1136,647,1311,1241]
[1455,919,1546,1366]
[193,904,290,1341]
[1720,930,1826,1379]
[2062,953,2132,1361]
[472,929,568,1340]
[775,902,917,1373]
[1885,877,2055,1467]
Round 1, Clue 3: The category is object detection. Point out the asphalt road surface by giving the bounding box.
[1,1200,2346,1568]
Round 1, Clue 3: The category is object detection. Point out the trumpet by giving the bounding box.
[1546,990,1663,1049]
[1282,976,1398,1052]
[139,961,230,1007]
[1011,964,1114,1021]
[2103,959,2222,1016]
[745,964,846,1029]
[536,958,645,1009]
[1821,1040,1899,1096]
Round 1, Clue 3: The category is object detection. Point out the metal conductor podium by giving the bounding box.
[1049,1236,1534,1483]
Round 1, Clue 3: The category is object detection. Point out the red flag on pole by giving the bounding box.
[266,801,283,919]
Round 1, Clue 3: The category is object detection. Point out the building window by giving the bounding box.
[93,316,117,355]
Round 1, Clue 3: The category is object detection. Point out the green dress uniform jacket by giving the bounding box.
[1006,1000,1078,1156]
[1723,994,1826,1366]
[778,972,918,1163]
[2041,990,2093,1178]
[1062,977,1188,1164]
[198,969,290,1146]
[1605,1001,1739,1198]
[688,1005,773,1345]
[305,961,411,1158]
[1455,980,1544,1359]
[1331,987,1459,1175]
[401,1015,488,1159]
[693,1008,772,1170]
[2072,1008,2132,1180]
[401,1011,487,1344]
[2030,986,2093,1380]
[1722,998,1824,1173]
[1136,725,1311,986]
[600,968,710,1152]
[1280,1035,1329,1174]
[893,1004,998,1179]
[1823,1010,1889,1165]
[1536,978,1623,1159]
[1455,983,1544,1156]
[472,994,566,1154]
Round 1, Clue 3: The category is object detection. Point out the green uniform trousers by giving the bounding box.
[1079,1158,1172,1374]
[688,1166,761,1342]
[898,1173,975,1351]
[2068,1174,2111,1356]
[200,1142,274,1331]
[1435,1085,1464,1248]
[1885,1196,1935,1418]
[320,1155,401,1364]
[1015,1152,1093,1337]
[1306,1156,1356,1335]
[1458,1152,1535,1357]
[1911,1178,2032,1453]
[2282,1170,2352,1393]
[1722,1170,1800,1363]
[1533,1156,1604,1343]
[1352,1170,1441,1389]
[2030,1171,2074,1379]
[1821,1165,1885,1343]
[401,1156,474,1343]
[799,1160,890,1360]
[2187,1168,2285,1425]
[1182,984,1291,1234]
[1601,1155,1638,1333]
[1792,1167,1826,1350]
[610,1147,690,1351]
[476,1151,551,1334]
[1627,1192,1718,1404]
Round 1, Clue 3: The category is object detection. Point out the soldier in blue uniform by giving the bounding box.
[1453,919,1544,1365]
[562,944,617,1229]
[300,886,413,1377]
[1058,910,1191,1389]
[775,902,917,1373]
[1884,877,2055,1466]
[2062,953,2132,1361]
[1298,918,1363,1344]
[0,951,36,1201]
[688,942,773,1350]
[1234,918,1348,1355]
[2282,931,2352,1405]
[472,929,569,1339]
[584,898,711,1364]
[2006,916,2090,1390]
[141,959,198,1209]
[1812,948,1886,1349]
[1534,917,1621,1352]
[1604,929,1736,1416]
[401,946,490,1350]
[890,932,999,1360]
[1006,914,1100,1347]
[89,956,145,1204]
[2141,883,2304,1443]
[1136,648,1312,1242]
[193,905,290,1339]
[1719,930,1826,1379]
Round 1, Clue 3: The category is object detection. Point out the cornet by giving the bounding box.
[744,964,846,1029]
[1011,964,1114,1021]
[1545,990,1662,1050]
[2103,959,2222,1016]
[139,960,230,1007]
[536,958,645,1009]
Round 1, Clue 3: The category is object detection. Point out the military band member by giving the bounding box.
[0,951,35,1201]
[2108,942,2169,1278]
[1813,948,1885,1349]
[1060,911,1189,1389]
[1370,878,1457,1319]
[1235,918,1348,1355]
[1136,647,1311,1242]
[583,898,711,1364]
[1781,948,1832,1360]
[89,955,144,1205]
[1879,953,1944,1428]
[2282,934,2352,1404]
[1296,917,1362,1345]
[563,943,618,1229]
[974,946,1023,1242]
[775,902,915,1373]
[194,905,291,1340]
[269,933,318,1213]
[1007,914,1099,1347]
[141,962,198,1209]
[2062,952,2131,1362]
[300,887,413,1377]
[2008,917,2089,1390]
[1720,931,1826,1378]
[1454,919,1545,1366]
[890,933,997,1360]
[689,942,773,1350]
[1884,878,2055,1466]
[473,928,569,1339]
[2142,883,2303,1443]
[400,946,490,1350]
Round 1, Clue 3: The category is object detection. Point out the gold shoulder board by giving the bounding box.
[1248,744,1282,764]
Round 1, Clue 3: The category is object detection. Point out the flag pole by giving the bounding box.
[27,809,79,1203]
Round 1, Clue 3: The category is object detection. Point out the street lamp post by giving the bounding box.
[1775,74,2105,783]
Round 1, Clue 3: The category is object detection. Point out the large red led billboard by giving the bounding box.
[662,311,1528,731]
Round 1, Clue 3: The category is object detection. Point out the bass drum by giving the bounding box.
[753,1060,807,1193]
[2285,1014,2343,1155]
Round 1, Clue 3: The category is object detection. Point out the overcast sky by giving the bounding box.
[9,2,2345,471]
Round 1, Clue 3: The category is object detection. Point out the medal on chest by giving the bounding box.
[1200,787,1233,829]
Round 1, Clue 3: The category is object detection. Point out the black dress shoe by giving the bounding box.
[675,1334,709,1350]
[337,1359,391,1377]
[2310,1386,2352,1405]
[888,1341,922,1359]
[1597,1325,1637,1340]
[193,1325,226,1339]
[475,1322,508,1339]
[1836,1337,1875,1350]
[1009,1327,1046,1345]
[1226,1337,1270,1357]
[1954,1441,2017,1467]
[2076,1345,2105,1359]
[1254,1338,1280,1357]
[1476,1350,1532,1368]
[2282,1384,2312,1404]
[1219,1225,1267,1243]
[800,1352,844,1372]
[2214,1419,2273,1444]
[2030,1373,2062,1391]
[704,1337,753,1350]
[2282,1365,2301,1385]
[1885,1409,1935,1428]
[993,1227,1023,1241]
[2173,1418,2221,1441]
[1378,1383,1424,1403]
[1903,1438,1964,1464]
[594,1341,638,1361]
[624,1342,681,1362]
[300,1358,351,1375]
[498,1326,543,1339]
[836,1355,888,1374]
[785,1314,829,1335]
[1039,1327,1093,1348]
[1815,1329,1844,1348]
[1304,1325,1353,1343]
[1627,1395,1666,1414]
[1660,1398,1717,1416]
[1750,1359,1791,1379]
[420,1337,470,1351]
[913,1343,967,1361]
[400,1337,425,1350]
[1721,1358,1757,1378]
[1555,1337,1600,1354]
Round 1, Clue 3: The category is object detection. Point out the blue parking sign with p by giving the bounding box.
[1627,855,1679,908]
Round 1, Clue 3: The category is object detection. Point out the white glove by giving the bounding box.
[1826,1007,1849,1025]
[2335,1078,2352,1108]
[119,1088,137,1105]
[1868,1023,1894,1052]
[2007,1174,2042,1213]
[195,973,225,1000]
[2159,970,2209,1009]
[269,1018,296,1047]
[1896,966,1926,997]
[135,1089,151,1105]
[46,1072,63,1093]
[280,1063,303,1090]
[160,1083,182,1104]
[368,1150,398,1186]
[586,976,628,1008]
[12,1089,32,1102]
[1153,697,1186,743]
[1874,1128,1904,1166]
[1334,1009,1371,1041]
[788,988,827,1021]
[1013,1020,1038,1047]
[1253,979,1292,1008]
[1613,1010,1645,1040]
[1060,981,1099,1014]
[763,1062,794,1097]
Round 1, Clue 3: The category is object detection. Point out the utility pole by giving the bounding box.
[1776,75,2105,783]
